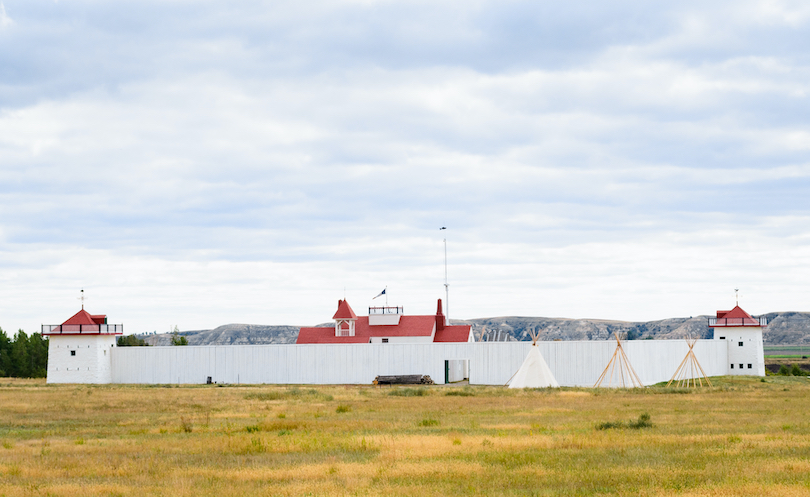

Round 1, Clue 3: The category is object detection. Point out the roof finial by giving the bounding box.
[78,289,87,310]
[735,288,739,306]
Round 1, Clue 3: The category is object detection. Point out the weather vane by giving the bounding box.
[78,289,87,310]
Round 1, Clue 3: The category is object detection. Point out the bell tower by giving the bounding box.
[333,299,357,337]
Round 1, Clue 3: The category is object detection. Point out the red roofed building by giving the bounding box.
[42,306,123,384]
[296,299,474,344]
[709,305,766,376]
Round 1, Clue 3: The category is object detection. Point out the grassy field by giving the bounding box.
[764,346,809,358]
[1,377,810,496]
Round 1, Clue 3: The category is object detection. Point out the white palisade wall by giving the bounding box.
[47,335,117,383]
[110,340,730,386]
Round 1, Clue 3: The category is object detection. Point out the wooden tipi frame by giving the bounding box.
[593,333,644,388]
[667,337,713,388]
[528,326,540,346]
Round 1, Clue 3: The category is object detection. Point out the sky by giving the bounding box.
[1,0,809,335]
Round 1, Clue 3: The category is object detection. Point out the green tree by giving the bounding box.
[10,330,31,378]
[0,327,11,376]
[171,325,188,346]
[791,364,803,376]
[118,335,149,346]
[28,333,49,378]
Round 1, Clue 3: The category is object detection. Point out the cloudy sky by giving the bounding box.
[1,1,809,335]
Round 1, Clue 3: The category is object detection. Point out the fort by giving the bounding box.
[43,300,765,386]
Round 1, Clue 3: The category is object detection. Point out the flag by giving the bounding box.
[373,288,386,299]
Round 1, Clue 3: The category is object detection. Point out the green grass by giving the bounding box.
[1,377,810,496]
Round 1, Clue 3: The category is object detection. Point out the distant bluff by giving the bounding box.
[138,312,810,346]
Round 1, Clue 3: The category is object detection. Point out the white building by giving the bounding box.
[709,305,766,376]
[42,308,123,383]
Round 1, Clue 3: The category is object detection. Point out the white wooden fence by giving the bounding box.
[111,339,729,387]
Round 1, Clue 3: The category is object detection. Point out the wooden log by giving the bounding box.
[373,375,433,385]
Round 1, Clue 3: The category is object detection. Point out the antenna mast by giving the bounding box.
[440,227,449,325]
[78,289,87,310]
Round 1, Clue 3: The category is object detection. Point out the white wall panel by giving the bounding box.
[110,340,731,387]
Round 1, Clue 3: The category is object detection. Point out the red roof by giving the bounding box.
[297,298,473,344]
[332,300,357,320]
[716,306,752,320]
[710,305,764,327]
[297,315,437,344]
[62,309,106,326]
[433,325,472,342]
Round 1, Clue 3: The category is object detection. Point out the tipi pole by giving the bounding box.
[667,350,692,387]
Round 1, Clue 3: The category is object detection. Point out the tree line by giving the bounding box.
[0,327,48,378]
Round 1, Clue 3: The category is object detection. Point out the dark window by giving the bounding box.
[730,364,734,369]
[739,364,744,369]
[748,364,752,369]
[382,338,389,343]
[70,350,76,356]
[738,342,744,347]
[719,336,725,340]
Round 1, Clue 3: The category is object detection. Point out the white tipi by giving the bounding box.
[507,328,559,388]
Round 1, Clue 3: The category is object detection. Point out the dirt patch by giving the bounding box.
[765,361,810,374]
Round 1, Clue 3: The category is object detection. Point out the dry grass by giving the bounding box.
[1,376,809,495]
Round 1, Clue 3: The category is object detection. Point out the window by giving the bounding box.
[739,364,744,369]
[738,342,744,347]
[730,364,734,369]
[719,336,725,340]
[748,364,752,369]
[381,338,389,343]
[70,350,76,356]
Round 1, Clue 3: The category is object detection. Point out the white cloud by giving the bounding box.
[1,1,809,334]
[0,2,12,29]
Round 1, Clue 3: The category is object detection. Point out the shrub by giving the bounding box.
[779,365,790,376]
[419,418,439,427]
[244,392,284,401]
[596,413,652,430]
[791,364,803,376]
[336,404,352,413]
[628,412,652,429]
[179,417,192,433]
[388,387,427,397]
[445,389,475,397]
[595,420,624,430]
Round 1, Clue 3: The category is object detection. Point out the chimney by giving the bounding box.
[436,299,445,331]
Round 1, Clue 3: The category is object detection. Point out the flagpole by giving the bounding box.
[440,227,449,326]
